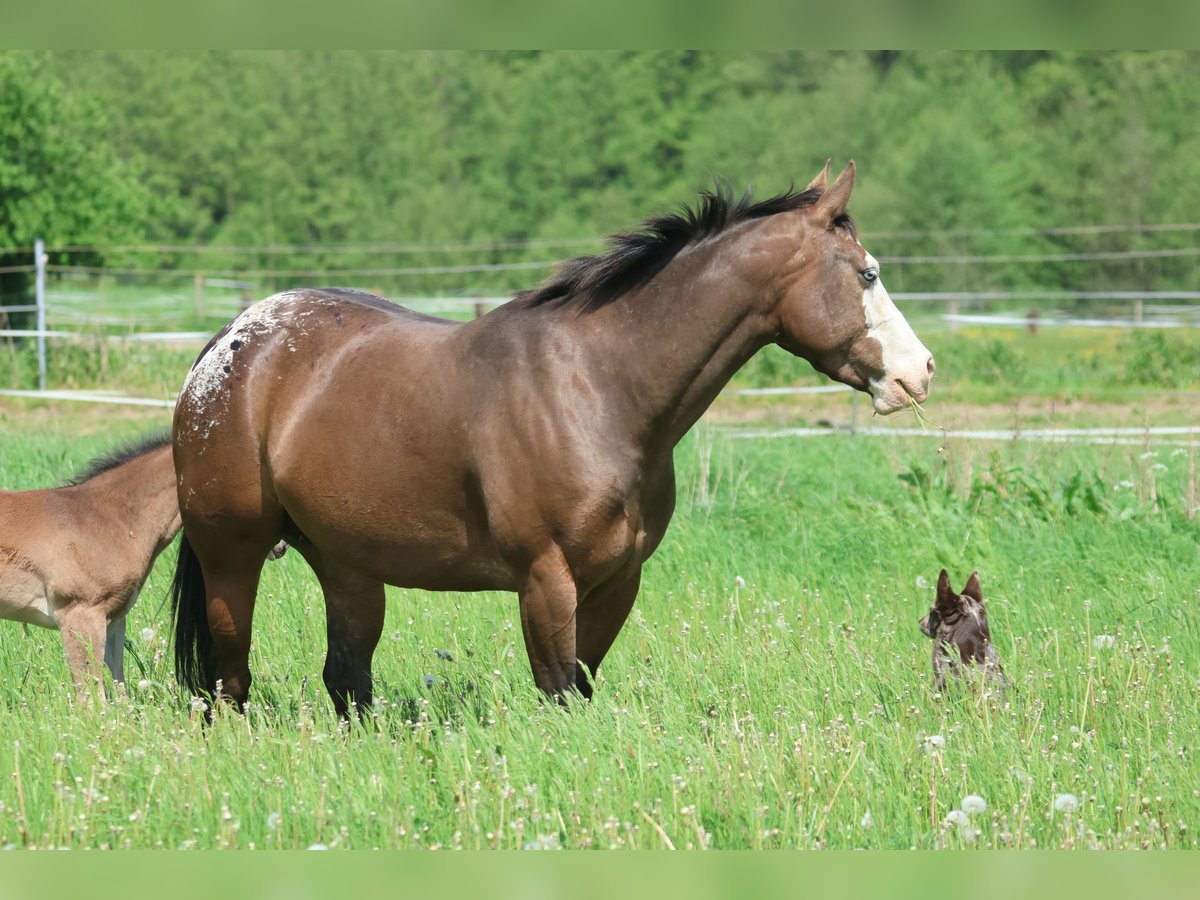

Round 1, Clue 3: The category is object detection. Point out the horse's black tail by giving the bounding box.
[171,533,211,698]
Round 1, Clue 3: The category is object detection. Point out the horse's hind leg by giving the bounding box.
[188,527,274,709]
[296,543,385,718]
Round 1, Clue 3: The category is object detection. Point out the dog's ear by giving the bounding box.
[935,570,959,612]
[962,571,983,604]
[920,609,940,638]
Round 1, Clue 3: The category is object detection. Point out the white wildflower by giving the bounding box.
[1054,793,1080,814]
[136,679,152,692]
[944,809,969,827]
[1093,634,1115,650]
[734,575,746,589]
[915,574,931,590]
[267,812,281,831]
[860,809,873,828]
[961,794,987,815]
[1139,451,1158,461]
[140,627,155,642]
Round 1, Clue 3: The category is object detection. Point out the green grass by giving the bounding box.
[0,418,1197,849]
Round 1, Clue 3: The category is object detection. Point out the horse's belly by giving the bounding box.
[0,568,57,629]
[287,505,517,592]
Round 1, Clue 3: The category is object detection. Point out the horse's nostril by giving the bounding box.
[926,355,936,377]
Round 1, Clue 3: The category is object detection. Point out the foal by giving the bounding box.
[0,436,180,693]
[918,570,1006,692]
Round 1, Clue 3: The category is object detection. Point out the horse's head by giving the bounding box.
[770,161,934,415]
[918,569,1006,692]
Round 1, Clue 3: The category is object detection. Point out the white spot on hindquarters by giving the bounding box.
[179,290,314,441]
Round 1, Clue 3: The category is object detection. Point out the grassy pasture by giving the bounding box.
[0,374,1197,848]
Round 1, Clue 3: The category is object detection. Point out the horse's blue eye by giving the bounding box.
[861,267,878,283]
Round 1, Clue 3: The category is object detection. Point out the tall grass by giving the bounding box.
[0,425,1196,849]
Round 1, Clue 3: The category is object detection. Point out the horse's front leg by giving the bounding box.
[518,547,581,702]
[575,567,641,697]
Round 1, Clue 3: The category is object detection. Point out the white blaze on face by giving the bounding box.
[860,252,933,414]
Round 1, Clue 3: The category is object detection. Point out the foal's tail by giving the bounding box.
[171,533,212,698]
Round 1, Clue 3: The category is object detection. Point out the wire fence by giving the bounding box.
[1,220,1199,403]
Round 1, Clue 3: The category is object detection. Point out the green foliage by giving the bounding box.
[1117,330,1200,388]
[0,424,1197,848]
[0,52,163,317]
[0,50,1191,300]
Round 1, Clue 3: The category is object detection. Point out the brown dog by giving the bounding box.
[918,570,1006,692]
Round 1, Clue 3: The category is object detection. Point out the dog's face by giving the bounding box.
[919,570,1005,691]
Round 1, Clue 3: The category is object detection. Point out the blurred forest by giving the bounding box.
[3,50,1200,298]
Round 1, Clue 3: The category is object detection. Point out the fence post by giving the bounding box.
[947,298,958,334]
[1133,298,1144,324]
[194,272,205,321]
[35,238,46,391]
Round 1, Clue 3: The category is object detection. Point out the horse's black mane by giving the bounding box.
[67,433,171,486]
[517,181,857,312]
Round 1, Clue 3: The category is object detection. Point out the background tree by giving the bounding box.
[0,52,162,329]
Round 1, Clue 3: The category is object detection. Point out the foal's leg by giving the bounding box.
[574,568,641,698]
[518,547,581,701]
[103,616,126,684]
[298,544,386,718]
[56,602,108,698]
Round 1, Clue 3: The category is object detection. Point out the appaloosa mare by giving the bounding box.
[172,161,935,714]
[0,436,180,693]
[918,570,1006,692]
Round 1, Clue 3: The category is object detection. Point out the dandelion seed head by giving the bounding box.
[136,679,152,692]
[1093,634,1115,650]
[944,809,969,827]
[523,834,561,850]
[961,794,987,815]
[1054,793,1080,814]
[860,810,873,828]
[267,812,281,830]
[915,574,931,590]
[140,627,155,643]
[922,734,946,751]
[307,843,329,850]
[734,576,746,589]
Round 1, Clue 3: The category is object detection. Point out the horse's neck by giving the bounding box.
[581,228,775,452]
[80,447,181,552]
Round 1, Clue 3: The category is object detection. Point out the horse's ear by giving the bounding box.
[813,160,855,226]
[962,571,983,603]
[936,569,958,610]
[805,159,832,192]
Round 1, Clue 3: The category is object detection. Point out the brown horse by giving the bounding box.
[918,570,1006,692]
[0,436,180,693]
[171,161,935,714]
